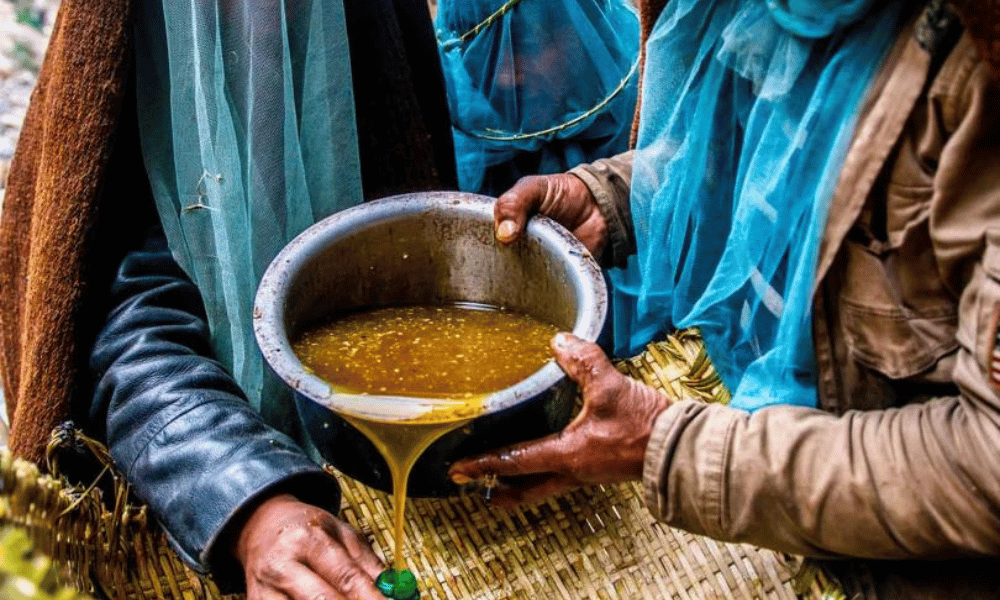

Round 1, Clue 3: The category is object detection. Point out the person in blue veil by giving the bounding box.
[435,0,639,195]
[2,0,460,599]
[451,0,1000,596]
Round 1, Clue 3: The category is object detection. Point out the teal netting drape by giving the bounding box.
[436,0,640,195]
[610,0,909,411]
[134,0,363,431]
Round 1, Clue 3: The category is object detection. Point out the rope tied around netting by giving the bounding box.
[437,0,640,145]
[463,57,640,143]
[438,0,527,50]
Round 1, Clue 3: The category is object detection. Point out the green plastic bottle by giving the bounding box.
[375,569,419,600]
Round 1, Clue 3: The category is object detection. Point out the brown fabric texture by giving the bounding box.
[954,0,1000,78]
[0,0,133,464]
[638,20,1000,560]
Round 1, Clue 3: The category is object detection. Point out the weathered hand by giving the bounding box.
[494,173,607,257]
[234,493,385,600]
[448,333,672,507]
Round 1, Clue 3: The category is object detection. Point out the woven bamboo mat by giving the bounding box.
[338,477,800,600]
[331,329,822,600]
[0,330,844,600]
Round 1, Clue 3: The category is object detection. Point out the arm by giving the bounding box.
[87,227,383,595]
[645,45,1000,560]
[569,150,635,268]
[458,42,1000,560]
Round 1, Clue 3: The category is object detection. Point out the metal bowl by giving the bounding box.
[254,191,607,497]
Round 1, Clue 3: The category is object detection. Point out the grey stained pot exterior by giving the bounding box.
[254,191,608,497]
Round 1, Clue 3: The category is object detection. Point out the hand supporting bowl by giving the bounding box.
[253,191,607,497]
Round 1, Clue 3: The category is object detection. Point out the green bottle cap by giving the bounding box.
[375,569,419,600]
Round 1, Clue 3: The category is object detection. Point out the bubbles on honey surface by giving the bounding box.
[292,305,558,401]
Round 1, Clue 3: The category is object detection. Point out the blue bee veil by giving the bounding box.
[610,0,909,410]
[436,0,640,195]
[133,0,362,431]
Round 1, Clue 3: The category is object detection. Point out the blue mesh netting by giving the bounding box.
[133,0,362,427]
[611,0,908,410]
[436,0,639,195]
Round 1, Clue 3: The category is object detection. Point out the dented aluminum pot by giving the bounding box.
[253,191,607,497]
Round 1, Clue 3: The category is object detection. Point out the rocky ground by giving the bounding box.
[0,0,56,193]
[0,0,58,447]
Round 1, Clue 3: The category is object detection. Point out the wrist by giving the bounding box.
[635,381,674,472]
[565,168,617,266]
[232,492,300,565]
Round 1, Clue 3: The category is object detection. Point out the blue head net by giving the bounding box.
[134,0,363,430]
[436,0,640,195]
[610,0,909,411]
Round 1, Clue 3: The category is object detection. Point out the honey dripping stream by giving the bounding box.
[293,304,559,578]
[341,414,473,571]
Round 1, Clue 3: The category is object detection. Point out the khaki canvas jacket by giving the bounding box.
[570,4,1000,593]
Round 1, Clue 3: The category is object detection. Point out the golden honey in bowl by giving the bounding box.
[293,304,559,399]
[292,303,559,572]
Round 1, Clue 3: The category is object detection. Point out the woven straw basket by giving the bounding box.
[0,330,844,600]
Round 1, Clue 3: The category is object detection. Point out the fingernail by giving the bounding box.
[451,473,473,485]
[497,220,517,242]
[553,332,571,349]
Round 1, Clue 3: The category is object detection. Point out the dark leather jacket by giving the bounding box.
[87,227,340,586]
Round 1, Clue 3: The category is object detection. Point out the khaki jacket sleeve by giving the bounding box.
[569,151,635,268]
[642,49,1000,559]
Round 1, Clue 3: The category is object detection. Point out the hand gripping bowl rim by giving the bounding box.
[252,191,608,422]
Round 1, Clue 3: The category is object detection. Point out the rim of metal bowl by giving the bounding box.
[253,191,608,421]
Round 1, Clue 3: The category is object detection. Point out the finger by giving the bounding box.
[494,176,548,243]
[448,430,575,483]
[551,332,620,397]
[328,519,385,580]
[307,540,385,600]
[270,562,347,600]
[487,473,581,508]
[246,582,292,600]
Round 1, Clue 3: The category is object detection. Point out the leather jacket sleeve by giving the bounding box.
[87,226,340,585]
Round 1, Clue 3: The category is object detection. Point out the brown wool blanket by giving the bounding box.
[0,0,134,464]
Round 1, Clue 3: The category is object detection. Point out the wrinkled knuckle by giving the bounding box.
[281,523,314,547]
[259,560,288,584]
[578,340,605,361]
[552,173,571,192]
[496,196,525,217]
[496,191,517,206]
[328,564,364,594]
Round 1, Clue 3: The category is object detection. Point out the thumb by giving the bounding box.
[551,332,619,394]
[496,218,519,244]
[494,176,549,244]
